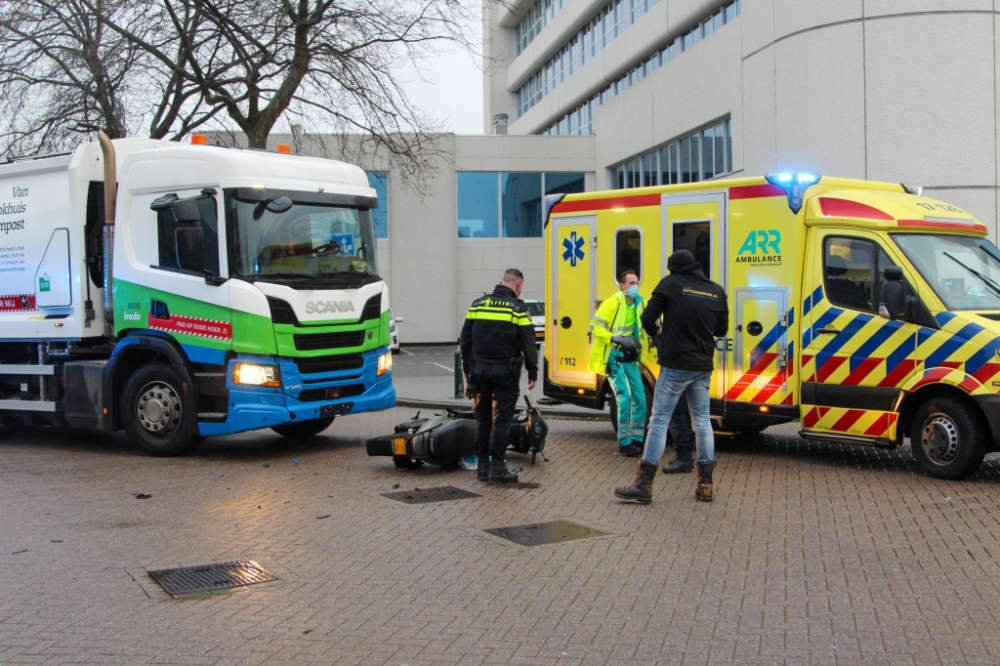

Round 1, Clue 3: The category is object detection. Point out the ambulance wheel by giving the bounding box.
[271,417,334,439]
[122,363,203,457]
[910,398,987,480]
[393,455,424,469]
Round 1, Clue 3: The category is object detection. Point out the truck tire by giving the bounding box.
[910,397,987,480]
[271,417,335,439]
[122,363,203,457]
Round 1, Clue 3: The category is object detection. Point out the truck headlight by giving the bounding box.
[377,351,392,376]
[233,362,280,387]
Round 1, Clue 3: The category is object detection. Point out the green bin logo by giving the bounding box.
[38,276,50,292]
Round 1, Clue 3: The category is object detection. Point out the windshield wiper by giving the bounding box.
[943,252,1000,300]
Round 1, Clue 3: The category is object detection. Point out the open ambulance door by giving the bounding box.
[661,192,729,403]
[549,215,596,387]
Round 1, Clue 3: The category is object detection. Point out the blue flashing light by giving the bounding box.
[766,172,821,214]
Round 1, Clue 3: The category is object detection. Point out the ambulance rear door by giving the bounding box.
[550,215,596,386]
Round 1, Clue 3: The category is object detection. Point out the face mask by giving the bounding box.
[625,285,639,299]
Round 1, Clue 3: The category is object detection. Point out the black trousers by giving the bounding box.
[668,393,696,452]
[472,363,520,462]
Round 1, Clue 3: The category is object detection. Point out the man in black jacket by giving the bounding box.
[615,250,728,504]
[460,269,538,484]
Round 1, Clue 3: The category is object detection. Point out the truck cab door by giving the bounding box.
[142,188,232,359]
[550,215,595,386]
[662,192,728,400]
[800,231,918,440]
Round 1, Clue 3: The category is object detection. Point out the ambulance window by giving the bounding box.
[823,237,874,312]
[672,221,711,277]
[156,192,220,276]
[615,228,642,283]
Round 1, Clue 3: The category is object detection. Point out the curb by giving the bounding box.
[394,398,609,422]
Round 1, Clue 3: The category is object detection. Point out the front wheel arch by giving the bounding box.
[898,384,989,442]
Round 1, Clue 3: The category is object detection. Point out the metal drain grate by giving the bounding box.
[147,559,279,596]
[485,520,607,546]
[381,485,481,504]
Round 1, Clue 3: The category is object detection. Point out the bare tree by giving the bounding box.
[0,0,225,156]
[97,0,473,175]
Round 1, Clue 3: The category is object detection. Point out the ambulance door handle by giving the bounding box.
[816,327,840,335]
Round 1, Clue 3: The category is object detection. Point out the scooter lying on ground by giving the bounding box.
[366,395,548,469]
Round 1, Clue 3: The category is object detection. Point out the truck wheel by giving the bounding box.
[910,397,987,480]
[122,363,203,457]
[271,417,335,439]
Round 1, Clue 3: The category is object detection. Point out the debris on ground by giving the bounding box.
[11,549,27,555]
[134,493,152,499]
[316,514,331,519]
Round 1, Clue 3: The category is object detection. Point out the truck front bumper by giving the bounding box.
[198,348,396,437]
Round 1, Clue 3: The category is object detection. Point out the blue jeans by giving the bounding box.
[643,368,715,465]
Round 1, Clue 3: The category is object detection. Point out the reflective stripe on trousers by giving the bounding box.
[607,348,646,447]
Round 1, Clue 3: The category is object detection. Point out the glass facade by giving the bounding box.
[457,173,586,238]
[366,171,388,238]
[611,119,732,189]
[515,0,568,55]
[540,0,741,134]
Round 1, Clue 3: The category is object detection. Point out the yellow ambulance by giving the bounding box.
[544,174,1000,479]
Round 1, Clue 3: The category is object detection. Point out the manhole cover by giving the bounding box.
[381,486,481,504]
[485,520,607,546]
[147,559,278,596]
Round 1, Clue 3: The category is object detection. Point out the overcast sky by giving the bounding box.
[396,22,485,135]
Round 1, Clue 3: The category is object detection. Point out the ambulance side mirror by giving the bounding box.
[880,266,907,319]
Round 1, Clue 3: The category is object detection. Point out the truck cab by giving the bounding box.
[545,174,1000,479]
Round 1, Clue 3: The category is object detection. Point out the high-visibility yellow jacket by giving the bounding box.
[588,291,645,374]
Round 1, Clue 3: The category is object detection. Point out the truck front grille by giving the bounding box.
[293,330,365,352]
[294,353,365,374]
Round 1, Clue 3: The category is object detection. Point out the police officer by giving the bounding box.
[460,269,538,484]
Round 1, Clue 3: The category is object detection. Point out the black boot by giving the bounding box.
[477,459,490,482]
[488,459,518,484]
[614,460,657,504]
[618,441,643,457]
[662,447,693,474]
[695,460,715,502]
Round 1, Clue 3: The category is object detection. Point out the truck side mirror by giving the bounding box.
[175,226,205,274]
[880,266,907,319]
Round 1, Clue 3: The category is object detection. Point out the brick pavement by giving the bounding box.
[2,411,1000,665]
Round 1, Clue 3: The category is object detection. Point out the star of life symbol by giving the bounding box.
[562,231,585,267]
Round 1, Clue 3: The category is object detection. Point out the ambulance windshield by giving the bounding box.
[227,191,378,285]
[892,234,1000,311]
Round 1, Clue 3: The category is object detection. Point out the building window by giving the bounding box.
[515,0,568,55]
[610,118,733,189]
[501,172,542,238]
[457,172,499,238]
[458,173,586,238]
[366,172,388,238]
[615,228,642,283]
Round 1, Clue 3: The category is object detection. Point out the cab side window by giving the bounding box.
[156,191,220,275]
[824,237,875,312]
[615,228,641,282]
[823,237,897,313]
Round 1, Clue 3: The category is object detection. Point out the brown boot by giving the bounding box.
[695,461,715,502]
[614,460,657,504]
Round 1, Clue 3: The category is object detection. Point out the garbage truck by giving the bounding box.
[0,134,395,455]
[545,173,1000,479]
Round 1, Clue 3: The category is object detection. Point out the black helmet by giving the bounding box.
[610,335,641,363]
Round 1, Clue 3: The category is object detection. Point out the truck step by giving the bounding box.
[0,364,56,375]
[198,412,226,419]
[0,398,58,412]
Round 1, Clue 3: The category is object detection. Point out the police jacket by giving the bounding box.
[641,251,729,372]
[460,284,539,381]
[588,291,645,373]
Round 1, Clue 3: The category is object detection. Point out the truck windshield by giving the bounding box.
[227,192,378,285]
[891,234,1000,311]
